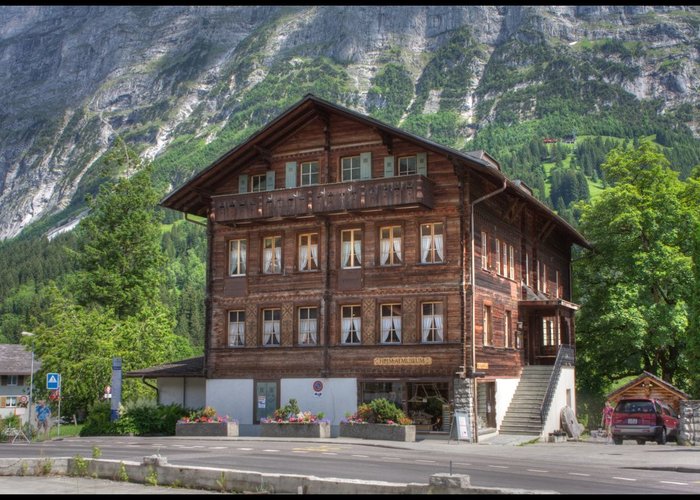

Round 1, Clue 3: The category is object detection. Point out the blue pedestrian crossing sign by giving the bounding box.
[47,373,60,390]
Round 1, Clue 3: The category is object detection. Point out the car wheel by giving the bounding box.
[656,428,667,445]
[636,439,645,445]
[613,436,623,445]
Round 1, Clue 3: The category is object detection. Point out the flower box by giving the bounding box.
[339,422,416,442]
[175,421,239,437]
[260,421,331,438]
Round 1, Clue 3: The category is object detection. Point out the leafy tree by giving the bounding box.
[574,143,699,403]
[75,149,165,318]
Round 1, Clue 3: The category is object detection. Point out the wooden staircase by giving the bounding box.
[499,365,554,436]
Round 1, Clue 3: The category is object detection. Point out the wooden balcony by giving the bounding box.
[212,175,435,223]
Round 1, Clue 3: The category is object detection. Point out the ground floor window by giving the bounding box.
[359,380,449,432]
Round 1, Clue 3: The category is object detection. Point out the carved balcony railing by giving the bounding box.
[212,175,435,223]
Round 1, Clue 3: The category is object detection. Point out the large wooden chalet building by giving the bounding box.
[131,94,590,440]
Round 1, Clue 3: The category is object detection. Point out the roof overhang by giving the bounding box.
[124,356,204,379]
[160,93,591,250]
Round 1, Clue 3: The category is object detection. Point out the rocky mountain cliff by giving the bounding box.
[1,5,698,240]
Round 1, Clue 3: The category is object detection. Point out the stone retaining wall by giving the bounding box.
[679,400,700,446]
[339,423,416,442]
[0,457,557,495]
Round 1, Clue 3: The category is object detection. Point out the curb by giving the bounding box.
[0,456,559,495]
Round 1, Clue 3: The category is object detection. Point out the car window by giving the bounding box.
[616,400,654,413]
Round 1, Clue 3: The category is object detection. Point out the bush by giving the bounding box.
[345,398,412,425]
[80,399,188,436]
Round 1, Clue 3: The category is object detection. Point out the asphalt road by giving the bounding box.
[1,435,699,494]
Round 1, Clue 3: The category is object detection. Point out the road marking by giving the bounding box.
[351,454,369,458]
[527,469,548,473]
[292,450,309,453]
[381,456,402,461]
[488,465,508,469]
[263,449,279,452]
[612,477,636,481]
[322,452,338,456]
[455,463,471,466]
[416,460,436,464]
[660,481,688,486]
[568,472,590,477]
[237,447,253,451]
[210,446,226,450]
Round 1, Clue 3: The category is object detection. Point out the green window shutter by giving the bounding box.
[360,152,372,180]
[383,156,395,178]
[265,170,276,191]
[417,152,427,176]
[238,174,248,193]
[285,161,297,188]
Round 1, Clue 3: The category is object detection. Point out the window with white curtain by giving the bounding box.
[298,233,319,271]
[341,229,362,268]
[420,223,444,264]
[229,239,247,276]
[483,304,493,346]
[298,307,318,345]
[263,308,281,346]
[542,317,556,346]
[502,241,508,277]
[341,305,361,344]
[421,302,443,343]
[263,236,282,274]
[228,310,245,347]
[481,231,488,270]
[379,226,402,266]
[380,304,402,343]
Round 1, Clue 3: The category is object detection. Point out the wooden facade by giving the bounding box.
[161,94,590,430]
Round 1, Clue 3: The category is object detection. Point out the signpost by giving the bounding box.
[46,373,62,437]
[448,411,472,443]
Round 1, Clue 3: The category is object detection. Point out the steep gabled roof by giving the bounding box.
[0,344,41,376]
[606,371,691,401]
[161,93,590,249]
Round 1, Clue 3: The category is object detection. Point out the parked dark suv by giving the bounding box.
[611,398,679,445]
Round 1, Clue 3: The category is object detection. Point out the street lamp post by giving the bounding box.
[20,331,34,434]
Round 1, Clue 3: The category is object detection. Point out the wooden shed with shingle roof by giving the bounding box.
[605,371,690,413]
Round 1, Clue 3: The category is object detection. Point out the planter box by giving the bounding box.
[260,422,331,438]
[175,422,239,437]
[339,422,416,442]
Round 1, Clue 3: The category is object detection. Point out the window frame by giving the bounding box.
[341,305,362,345]
[340,228,362,269]
[229,239,247,276]
[262,235,282,274]
[380,303,402,344]
[341,155,362,182]
[300,161,319,186]
[251,174,266,193]
[228,310,246,347]
[298,306,318,346]
[505,310,512,348]
[483,304,493,346]
[420,222,445,264]
[262,308,281,346]
[379,225,403,266]
[298,232,319,271]
[421,301,444,343]
[397,155,417,176]
[480,231,488,270]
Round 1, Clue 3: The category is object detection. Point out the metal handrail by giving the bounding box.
[540,344,575,424]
